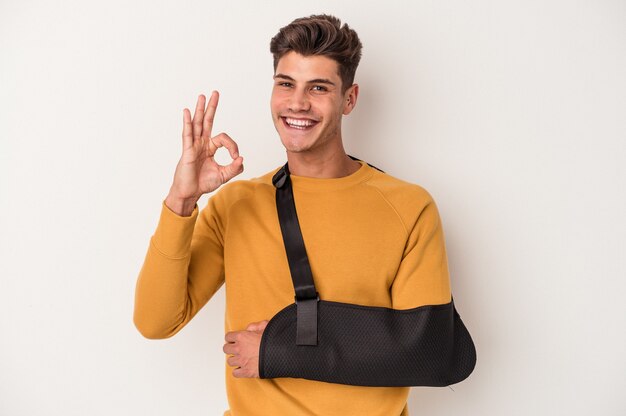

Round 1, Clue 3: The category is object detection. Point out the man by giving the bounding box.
[134,14,452,416]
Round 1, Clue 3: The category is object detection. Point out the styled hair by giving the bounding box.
[270,14,363,93]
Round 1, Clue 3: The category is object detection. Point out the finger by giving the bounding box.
[224,331,239,343]
[210,132,240,159]
[246,320,269,332]
[192,94,206,142]
[223,343,236,355]
[219,156,244,184]
[227,355,239,367]
[202,90,219,143]
[182,108,193,151]
[232,368,249,378]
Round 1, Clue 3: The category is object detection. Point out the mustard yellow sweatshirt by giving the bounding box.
[133,160,452,416]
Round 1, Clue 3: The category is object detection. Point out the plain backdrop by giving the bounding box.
[1,0,625,415]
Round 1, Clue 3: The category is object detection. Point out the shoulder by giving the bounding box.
[364,166,436,210]
[362,165,441,231]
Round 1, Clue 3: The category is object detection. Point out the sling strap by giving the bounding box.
[272,163,319,345]
[271,156,382,345]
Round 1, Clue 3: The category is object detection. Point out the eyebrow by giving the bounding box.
[274,73,336,86]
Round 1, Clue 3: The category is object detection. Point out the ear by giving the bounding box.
[342,83,359,115]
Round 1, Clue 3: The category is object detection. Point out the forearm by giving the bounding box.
[259,299,475,387]
[133,200,199,339]
[133,197,227,339]
[133,242,194,339]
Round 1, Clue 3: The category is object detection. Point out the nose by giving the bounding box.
[288,88,310,113]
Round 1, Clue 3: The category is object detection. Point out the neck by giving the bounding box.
[286,147,361,179]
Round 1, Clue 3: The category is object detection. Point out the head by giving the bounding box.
[270,14,362,95]
[269,15,363,155]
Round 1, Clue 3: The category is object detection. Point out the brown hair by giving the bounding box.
[270,14,363,93]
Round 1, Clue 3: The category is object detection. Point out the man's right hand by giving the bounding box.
[165,91,244,216]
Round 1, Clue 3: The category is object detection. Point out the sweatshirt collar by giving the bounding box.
[287,160,374,192]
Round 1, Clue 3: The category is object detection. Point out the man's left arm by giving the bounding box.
[224,196,453,381]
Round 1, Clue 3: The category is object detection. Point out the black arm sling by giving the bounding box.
[258,157,477,387]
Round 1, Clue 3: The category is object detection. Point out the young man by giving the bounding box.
[134,14,452,416]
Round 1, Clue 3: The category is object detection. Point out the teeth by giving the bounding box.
[285,117,315,127]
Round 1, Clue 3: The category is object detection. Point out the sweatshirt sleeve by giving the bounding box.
[133,197,225,339]
[390,196,452,309]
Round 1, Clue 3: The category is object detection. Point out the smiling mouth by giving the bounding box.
[281,117,318,130]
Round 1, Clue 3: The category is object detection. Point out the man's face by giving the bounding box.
[270,51,357,154]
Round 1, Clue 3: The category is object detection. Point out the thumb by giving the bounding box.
[246,320,269,332]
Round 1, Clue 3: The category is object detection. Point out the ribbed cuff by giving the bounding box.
[151,199,199,258]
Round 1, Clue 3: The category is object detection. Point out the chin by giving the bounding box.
[276,131,313,153]
[281,139,313,153]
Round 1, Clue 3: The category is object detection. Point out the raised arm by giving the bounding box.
[133,92,244,339]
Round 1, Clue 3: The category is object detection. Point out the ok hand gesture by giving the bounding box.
[166,91,244,215]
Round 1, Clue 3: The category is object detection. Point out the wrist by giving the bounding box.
[164,193,199,217]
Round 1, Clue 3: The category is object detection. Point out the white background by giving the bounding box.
[1,1,625,415]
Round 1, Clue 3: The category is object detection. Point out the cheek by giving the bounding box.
[270,93,286,112]
[269,100,280,118]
